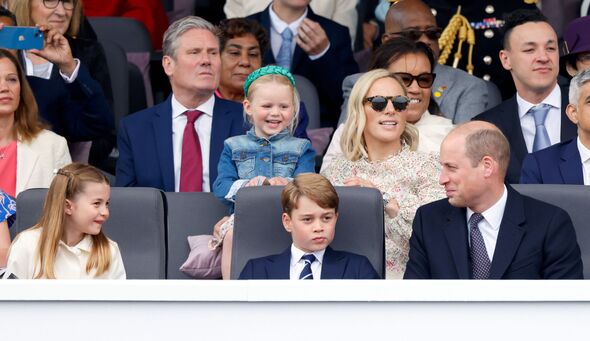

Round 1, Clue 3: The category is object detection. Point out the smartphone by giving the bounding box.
[0,26,43,50]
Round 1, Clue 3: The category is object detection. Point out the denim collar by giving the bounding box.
[247,127,290,142]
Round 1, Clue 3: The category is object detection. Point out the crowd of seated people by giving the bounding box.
[1,0,590,280]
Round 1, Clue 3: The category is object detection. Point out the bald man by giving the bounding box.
[404,121,583,279]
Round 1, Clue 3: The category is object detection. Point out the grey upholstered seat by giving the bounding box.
[14,187,166,279]
[294,74,320,130]
[164,192,229,279]
[512,184,590,279]
[230,186,384,279]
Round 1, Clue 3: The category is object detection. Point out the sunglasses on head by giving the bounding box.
[394,72,436,89]
[385,27,442,41]
[365,95,410,112]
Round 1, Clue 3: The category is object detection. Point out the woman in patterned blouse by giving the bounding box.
[321,69,445,279]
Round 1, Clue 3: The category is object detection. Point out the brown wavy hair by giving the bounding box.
[11,0,82,37]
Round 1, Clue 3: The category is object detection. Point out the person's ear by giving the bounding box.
[162,55,175,77]
[64,199,73,216]
[481,155,496,178]
[282,212,292,233]
[566,62,579,77]
[566,103,579,125]
[499,49,511,71]
[243,99,253,119]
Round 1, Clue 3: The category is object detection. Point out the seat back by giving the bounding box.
[230,186,384,279]
[164,192,229,279]
[512,184,590,279]
[14,188,166,279]
[100,40,129,132]
[88,17,153,53]
[294,75,320,130]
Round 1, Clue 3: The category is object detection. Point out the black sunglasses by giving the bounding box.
[394,72,436,89]
[365,95,410,112]
[385,28,442,41]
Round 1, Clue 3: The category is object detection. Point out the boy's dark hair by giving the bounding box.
[281,174,339,215]
[502,9,550,49]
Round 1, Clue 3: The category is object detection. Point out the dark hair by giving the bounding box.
[369,37,435,72]
[502,9,549,49]
[0,6,16,24]
[368,37,442,116]
[218,18,269,55]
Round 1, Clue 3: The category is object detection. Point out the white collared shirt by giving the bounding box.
[268,5,329,63]
[517,84,562,152]
[5,228,126,279]
[289,244,325,280]
[466,185,508,261]
[171,94,214,192]
[577,137,590,185]
[21,50,81,83]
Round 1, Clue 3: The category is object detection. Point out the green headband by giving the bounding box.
[243,65,296,96]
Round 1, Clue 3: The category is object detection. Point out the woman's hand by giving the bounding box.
[245,176,268,187]
[268,177,289,186]
[384,198,400,219]
[212,216,230,240]
[343,176,376,189]
[29,25,76,77]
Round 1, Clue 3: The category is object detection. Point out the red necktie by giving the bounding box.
[179,110,203,192]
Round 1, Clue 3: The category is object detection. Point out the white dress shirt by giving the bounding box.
[6,228,126,279]
[268,5,329,62]
[289,244,326,280]
[171,94,214,192]
[577,137,590,185]
[466,185,508,261]
[517,84,562,153]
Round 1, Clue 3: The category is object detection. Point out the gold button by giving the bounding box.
[483,74,491,81]
[485,5,495,14]
[484,29,494,39]
[483,55,492,65]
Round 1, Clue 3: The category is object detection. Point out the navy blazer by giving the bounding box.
[239,246,380,279]
[248,6,358,126]
[473,85,577,184]
[115,95,246,191]
[520,138,584,184]
[404,186,583,279]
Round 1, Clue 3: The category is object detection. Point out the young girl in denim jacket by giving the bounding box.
[211,65,316,279]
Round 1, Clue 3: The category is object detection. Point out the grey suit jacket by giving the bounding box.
[338,64,501,125]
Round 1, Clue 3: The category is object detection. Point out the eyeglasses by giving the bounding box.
[43,0,75,10]
[393,72,436,89]
[365,95,410,112]
[383,28,442,42]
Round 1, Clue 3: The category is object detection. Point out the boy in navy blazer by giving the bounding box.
[239,174,380,280]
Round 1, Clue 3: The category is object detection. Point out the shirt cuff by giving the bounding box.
[308,43,330,60]
[59,58,80,83]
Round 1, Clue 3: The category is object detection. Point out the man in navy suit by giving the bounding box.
[404,121,583,279]
[116,16,246,191]
[240,173,379,280]
[521,69,590,184]
[474,9,577,184]
[248,0,358,127]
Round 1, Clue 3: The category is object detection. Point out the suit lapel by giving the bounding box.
[560,139,584,184]
[16,139,39,195]
[442,207,470,279]
[152,97,175,192]
[268,248,291,279]
[321,247,345,279]
[489,187,526,279]
[260,7,276,65]
[503,97,529,165]
[560,85,578,141]
[210,98,238,185]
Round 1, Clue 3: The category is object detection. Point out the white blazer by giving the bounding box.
[223,0,358,45]
[16,129,72,196]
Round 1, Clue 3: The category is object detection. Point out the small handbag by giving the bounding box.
[179,235,222,279]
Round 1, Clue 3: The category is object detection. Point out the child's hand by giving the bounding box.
[268,177,289,186]
[343,177,376,189]
[245,176,267,187]
[213,216,231,240]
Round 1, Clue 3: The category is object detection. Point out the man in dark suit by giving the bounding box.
[521,69,590,184]
[474,9,577,184]
[116,16,246,192]
[404,121,583,279]
[248,0,359,127]
[240,173,379,280]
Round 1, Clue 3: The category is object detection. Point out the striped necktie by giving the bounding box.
[299,254,316,280]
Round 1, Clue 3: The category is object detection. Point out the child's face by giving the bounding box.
[282,196,337,253]
[64,182,110,241]
[244,82,295,138]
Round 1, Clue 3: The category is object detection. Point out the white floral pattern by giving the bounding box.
[321,145,445,279]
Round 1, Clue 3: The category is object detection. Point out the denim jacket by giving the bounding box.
[213,128,316,210]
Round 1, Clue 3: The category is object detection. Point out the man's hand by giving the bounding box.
[296,18,329,56]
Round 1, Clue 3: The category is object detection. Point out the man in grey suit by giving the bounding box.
[338,0,501,125]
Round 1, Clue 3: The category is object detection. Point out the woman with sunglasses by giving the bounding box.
[321,69,444,279]
[322,37,454,169]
